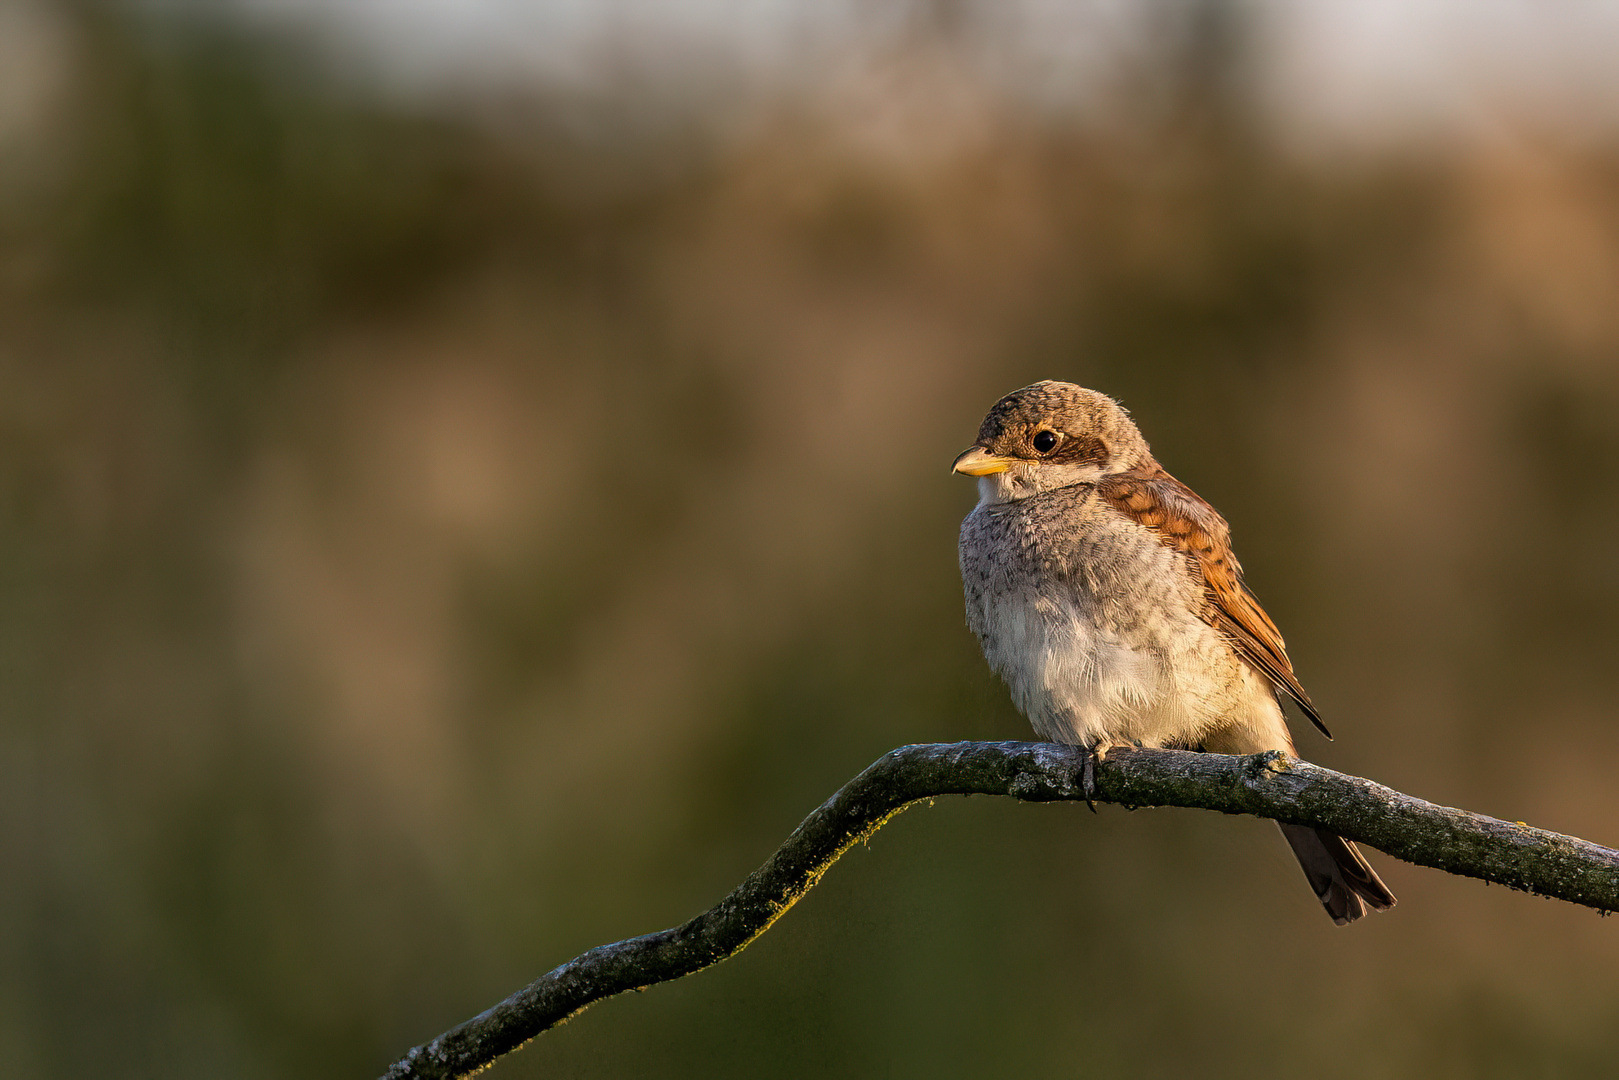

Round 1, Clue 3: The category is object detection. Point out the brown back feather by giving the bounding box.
[1095,468,1332,739]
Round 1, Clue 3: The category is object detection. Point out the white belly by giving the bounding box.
[976,586,1279,752]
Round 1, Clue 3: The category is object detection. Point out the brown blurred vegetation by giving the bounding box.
[6,3,1619,1078]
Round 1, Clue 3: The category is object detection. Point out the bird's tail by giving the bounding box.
[1278,823,1397,925]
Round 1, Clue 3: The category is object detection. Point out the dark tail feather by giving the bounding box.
[1278,824,1397,926]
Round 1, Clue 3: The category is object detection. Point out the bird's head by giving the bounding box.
[952,381,1153,504]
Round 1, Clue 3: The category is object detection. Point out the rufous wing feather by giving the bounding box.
[1096,469,1332,739]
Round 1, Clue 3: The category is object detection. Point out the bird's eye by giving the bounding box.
[1032,430,1059,453]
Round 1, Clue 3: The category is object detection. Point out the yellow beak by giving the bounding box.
[951,446,1018,476]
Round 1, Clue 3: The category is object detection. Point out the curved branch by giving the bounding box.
[381,742,1619,1079]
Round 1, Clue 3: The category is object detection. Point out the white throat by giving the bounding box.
[975,469,1034,507]
[975,462,1109,507]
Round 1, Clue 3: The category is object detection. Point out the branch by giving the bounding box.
[381,741,1619,1079]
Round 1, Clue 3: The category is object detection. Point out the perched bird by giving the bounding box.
[954,380,1394,925]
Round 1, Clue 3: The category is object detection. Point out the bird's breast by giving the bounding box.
[959,487,1240,747]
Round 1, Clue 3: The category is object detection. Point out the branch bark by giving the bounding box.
[380,741,1619,1079]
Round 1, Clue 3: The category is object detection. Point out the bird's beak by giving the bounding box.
[952,446,1017,476]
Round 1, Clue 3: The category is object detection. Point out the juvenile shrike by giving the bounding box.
[955,381,1394,924]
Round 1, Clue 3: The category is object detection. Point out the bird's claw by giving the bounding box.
[1082,746,1101,813]
[1080,741,1120,812]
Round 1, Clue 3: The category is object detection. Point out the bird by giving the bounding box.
[953,380,1394,925]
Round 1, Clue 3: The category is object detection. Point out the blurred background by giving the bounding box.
[6,1,1619,1077]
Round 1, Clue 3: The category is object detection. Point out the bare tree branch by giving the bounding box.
[380,741,1619,1079]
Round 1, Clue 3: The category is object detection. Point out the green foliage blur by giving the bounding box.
[7,4,1619,1078]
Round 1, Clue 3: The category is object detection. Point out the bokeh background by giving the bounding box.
[7,1,1619,1077]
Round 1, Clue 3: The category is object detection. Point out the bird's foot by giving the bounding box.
[1081,741,1116,813]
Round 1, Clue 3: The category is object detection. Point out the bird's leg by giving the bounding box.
[1081,739,1117,813]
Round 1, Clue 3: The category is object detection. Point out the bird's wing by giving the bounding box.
[1095,469,1331,739]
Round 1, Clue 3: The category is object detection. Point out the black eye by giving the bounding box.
[1032,430,1059,453]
